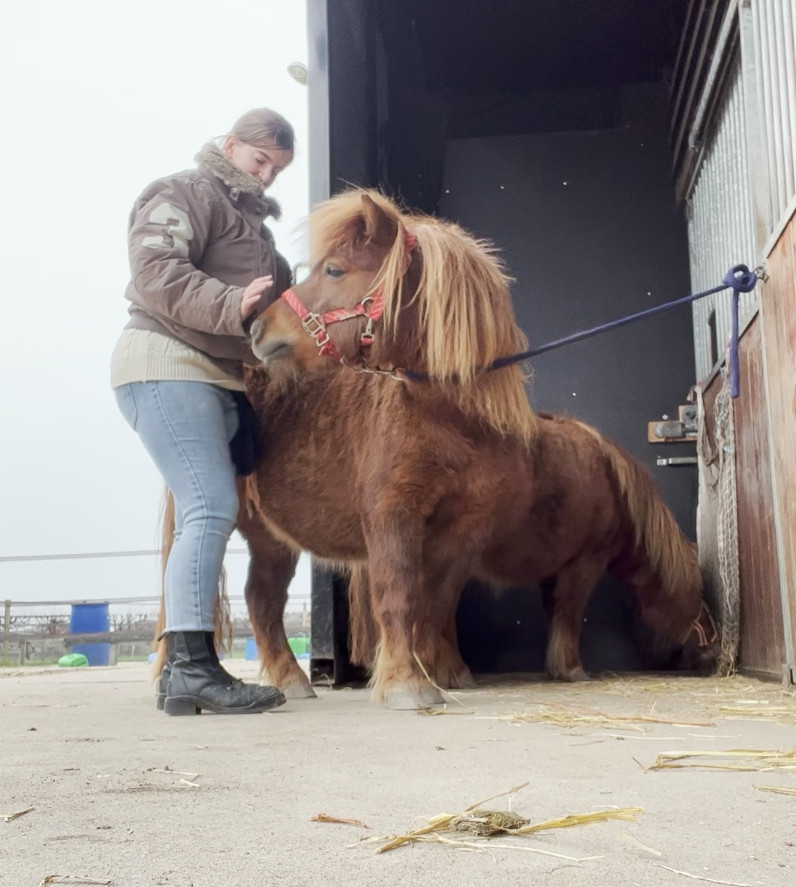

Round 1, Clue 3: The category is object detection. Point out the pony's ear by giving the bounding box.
[360,193,398,247]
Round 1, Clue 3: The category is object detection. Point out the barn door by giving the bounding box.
[671,0,796,682]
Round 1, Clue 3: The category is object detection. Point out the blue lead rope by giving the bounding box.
[467,265,757,397]
[401,265,758,393]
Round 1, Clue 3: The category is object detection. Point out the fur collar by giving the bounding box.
[195,142,282,219]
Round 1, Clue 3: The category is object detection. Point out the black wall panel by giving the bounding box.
[440,90,696,672]
[309,1,698,677]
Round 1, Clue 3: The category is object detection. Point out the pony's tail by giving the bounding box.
[151,488,233,684]
[579,423,703,640]
[151,488,174,682]
[347,563,378,668]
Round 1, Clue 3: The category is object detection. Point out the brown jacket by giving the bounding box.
[123,143,291,377]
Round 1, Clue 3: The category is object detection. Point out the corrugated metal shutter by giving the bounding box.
[750,0,796,239]
[674,0,796,381]
[688,60,757,380]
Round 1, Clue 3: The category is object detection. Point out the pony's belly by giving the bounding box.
[260,503,367,562]
[480,523,576,583]
[481,549,562,585]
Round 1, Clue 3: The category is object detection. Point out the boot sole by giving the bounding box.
[163,692,286,716]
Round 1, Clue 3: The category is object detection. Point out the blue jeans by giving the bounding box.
[115,381,240,632]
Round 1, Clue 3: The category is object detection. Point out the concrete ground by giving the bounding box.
[1,662,795,887]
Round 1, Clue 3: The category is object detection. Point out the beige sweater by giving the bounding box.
[110,328,245,391]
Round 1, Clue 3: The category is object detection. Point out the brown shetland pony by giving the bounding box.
[156,189,718,709]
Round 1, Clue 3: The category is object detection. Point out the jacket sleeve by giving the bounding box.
[127,177,246,336]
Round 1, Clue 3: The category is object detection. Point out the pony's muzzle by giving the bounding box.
[250,316,290,365]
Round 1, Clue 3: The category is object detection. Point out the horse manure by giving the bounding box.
[452,809,529,836]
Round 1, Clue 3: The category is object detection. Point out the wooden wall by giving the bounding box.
[699,218,796,681]
[759,218,796,680]
[699,327,785,679]
[733,317,787,676]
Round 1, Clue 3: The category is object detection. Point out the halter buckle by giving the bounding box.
[301,313,330,347]
[361,315,375,346]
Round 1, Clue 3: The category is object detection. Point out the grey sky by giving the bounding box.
[1,0,311,608]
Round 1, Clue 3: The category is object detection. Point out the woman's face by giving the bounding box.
[223,135,294,189]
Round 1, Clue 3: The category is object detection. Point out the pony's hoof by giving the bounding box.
[547,665,592,682]
[386,686,445,710]
[280,680,317,699]
[564,667,592,682]
[448,668,477,689]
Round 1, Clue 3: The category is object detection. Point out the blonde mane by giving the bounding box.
[307,189,536,442]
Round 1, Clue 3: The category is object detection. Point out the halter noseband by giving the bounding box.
[681,600,719,649]
[280,289,385,362]
[279,230,417,365]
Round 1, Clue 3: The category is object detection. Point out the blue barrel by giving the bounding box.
[70,603,111,666]
[245,638,258,661]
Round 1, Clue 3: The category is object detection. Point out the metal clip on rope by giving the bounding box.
[722,265,759,398]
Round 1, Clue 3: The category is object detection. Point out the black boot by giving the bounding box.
[155,661,171,711]
[159,632,242,708]
[162,631,285,716]
[156,635,222,709]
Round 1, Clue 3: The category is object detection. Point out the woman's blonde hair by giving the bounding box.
[230,108,294,152]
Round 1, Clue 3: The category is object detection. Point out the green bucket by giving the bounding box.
[58,653,89,668]
[287,637,309,656]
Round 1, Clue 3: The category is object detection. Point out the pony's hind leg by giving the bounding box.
[426,569,475,690]
[237,495,312,699]
[543,558,609,682]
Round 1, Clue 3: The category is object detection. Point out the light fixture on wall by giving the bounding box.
[287,62,307,85]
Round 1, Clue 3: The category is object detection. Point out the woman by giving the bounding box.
[111,108,295,716]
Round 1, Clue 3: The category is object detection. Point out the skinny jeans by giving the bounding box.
[114,381,240,632]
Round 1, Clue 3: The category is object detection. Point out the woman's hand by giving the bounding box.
[240,275,273,319]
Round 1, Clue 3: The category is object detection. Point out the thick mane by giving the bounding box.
[307,189,536,442]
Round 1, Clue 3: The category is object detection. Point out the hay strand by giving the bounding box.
[3,807,34,822]
[497,703,714,731]
[718,704,796,723]
[311,813,370,828]
[655,864,752,886]
[39,879,112,886]
[412,651,468,708]
[648,747,796,772]
[417,706,476,716]
[511,807,643,835]
[755,785,796,795]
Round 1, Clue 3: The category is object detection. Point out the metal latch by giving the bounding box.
[656,456,698,466]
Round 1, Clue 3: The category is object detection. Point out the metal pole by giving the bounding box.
[2,600,10,660]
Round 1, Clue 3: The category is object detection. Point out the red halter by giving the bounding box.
[280,230,417,364]
[279,288,385,362]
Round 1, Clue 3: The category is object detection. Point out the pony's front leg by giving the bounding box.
[237,498,312,699]
[366,530,445,710]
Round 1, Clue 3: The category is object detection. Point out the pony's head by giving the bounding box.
[251,190,413,376]
[628,532,720,676]
[251,188,536,440]
[668,599,720,674]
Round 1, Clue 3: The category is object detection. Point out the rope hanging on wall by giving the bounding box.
[696,370,740,674]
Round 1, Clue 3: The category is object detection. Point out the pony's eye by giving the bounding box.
[324,265,345,279]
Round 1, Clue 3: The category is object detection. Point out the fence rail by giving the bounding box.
[2,597,310,665]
